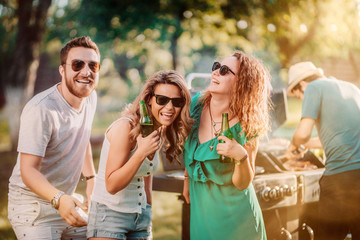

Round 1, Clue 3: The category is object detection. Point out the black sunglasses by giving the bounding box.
[154,94,185,108]
[65,60,101,73]
[212,62,235,76]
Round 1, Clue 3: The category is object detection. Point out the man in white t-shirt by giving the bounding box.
[8,36,100,240]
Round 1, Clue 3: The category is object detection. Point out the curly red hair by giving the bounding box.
[202,50,272,141]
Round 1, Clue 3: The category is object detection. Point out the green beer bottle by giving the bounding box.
[219,113,233,163]
[139,100,153,137]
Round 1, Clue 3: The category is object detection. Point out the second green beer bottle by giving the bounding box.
[219,113,233,163]
[139,100,153,137]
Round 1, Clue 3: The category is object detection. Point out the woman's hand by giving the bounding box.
[217,136,247,160]
[136,129,162,158]
[182,177,190,204]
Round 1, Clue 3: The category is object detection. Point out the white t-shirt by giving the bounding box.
[8,84,97,203]
[91,118,160,214]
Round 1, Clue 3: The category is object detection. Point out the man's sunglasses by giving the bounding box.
[154,94,185,108]
[65,60,100,73]
[212,62,235,76]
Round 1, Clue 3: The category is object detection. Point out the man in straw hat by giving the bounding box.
[286,61,360,240]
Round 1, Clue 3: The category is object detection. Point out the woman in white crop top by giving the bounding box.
[87,70,193,240]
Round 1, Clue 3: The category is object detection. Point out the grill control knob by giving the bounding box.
[275,186,284,200]
[261,185,296,202]
[279,185,286,198]
[269,188,277,199]
[261,187,271,202]
[284,185,296,196]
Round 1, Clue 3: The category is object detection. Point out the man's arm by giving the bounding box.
[286,117,316,159]
[81,142,96,203]
[291,117,316,146]
[20,153,87,227]
[20,153,60,203]
[305,137,323,149]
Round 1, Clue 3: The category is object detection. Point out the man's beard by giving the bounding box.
[64,72,97,98]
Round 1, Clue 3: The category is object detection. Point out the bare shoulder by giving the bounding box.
[106,118,134,142]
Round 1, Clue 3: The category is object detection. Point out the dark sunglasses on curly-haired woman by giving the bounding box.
[212,62,235,76]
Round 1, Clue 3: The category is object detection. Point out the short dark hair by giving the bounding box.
[60,36,100,65]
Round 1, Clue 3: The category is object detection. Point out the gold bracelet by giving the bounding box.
[184,176,189,179]
[234,154,248,166]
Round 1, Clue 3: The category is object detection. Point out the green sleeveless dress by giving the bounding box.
[183,93,267,240]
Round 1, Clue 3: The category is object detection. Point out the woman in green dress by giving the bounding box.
[182,50,271,240]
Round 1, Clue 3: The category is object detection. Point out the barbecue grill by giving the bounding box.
[153,73,325,240]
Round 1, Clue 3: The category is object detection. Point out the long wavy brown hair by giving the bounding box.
[202,50,272,141]
[121,70,193,163]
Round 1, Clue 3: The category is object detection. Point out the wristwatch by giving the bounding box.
[51,191,65,209]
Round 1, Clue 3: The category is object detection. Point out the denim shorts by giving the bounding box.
[87,201,152,239]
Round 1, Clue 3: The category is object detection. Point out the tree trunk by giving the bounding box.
[170,15,183,73]
[170,31,179,71]
[6,0,51,151]
[5,88,23,151]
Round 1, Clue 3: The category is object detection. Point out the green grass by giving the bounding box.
[152,192,182,240]
[0,120,11,151]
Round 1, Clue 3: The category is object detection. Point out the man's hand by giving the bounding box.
[286,142,306,160]
[58,194,88,227]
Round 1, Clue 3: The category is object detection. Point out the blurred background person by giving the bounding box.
[182,50,271,240]
[286,61,360,240]
[7,36,100,239]
[87,70,192,240]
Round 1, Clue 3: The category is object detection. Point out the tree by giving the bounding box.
[1,0,52,151]
[47,0,217,74]
[2,0,360,150]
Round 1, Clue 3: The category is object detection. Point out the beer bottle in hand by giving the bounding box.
[219,113,233,163]
[139,100,153,137]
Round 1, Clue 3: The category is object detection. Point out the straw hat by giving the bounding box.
[287,61,323,96]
